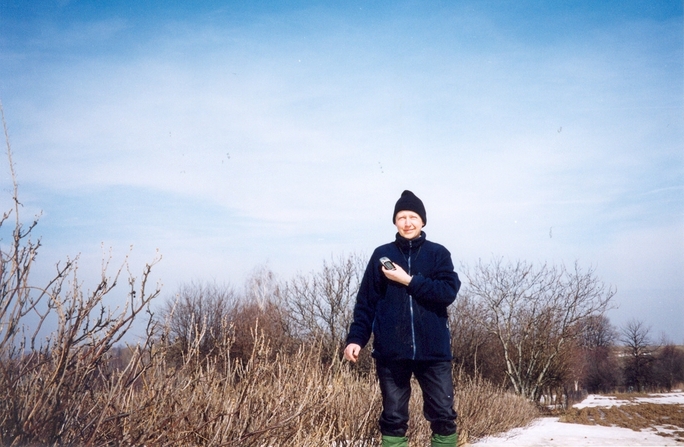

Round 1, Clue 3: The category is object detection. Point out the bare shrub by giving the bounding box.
[99,325,384,446]
[231,266,297,362]
[654,343,684,391]
[159,280,238,364]
[454,374,539,444]
[283,253,365,361]
[158,269,296,366]
[0,104,162,446]
[449,294,505,384]
[577,315,621,393]
[463,258,615,401]
[5,311,540,446]
[228,299,296,363]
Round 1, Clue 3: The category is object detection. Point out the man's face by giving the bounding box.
[395,210,424,240]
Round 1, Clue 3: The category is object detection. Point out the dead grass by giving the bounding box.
[404,373,539,446]
[608,392,652,401]
[561,402,684,443]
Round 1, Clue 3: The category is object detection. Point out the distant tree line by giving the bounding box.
[451,268,684,399]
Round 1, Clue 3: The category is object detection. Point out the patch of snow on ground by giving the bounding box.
[633,391,684,406]
[470,391,684,447]
[573,394,629,409]
[573,391,684,409]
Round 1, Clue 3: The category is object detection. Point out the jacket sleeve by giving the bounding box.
[345,255,383,348]
[406,247,460,306]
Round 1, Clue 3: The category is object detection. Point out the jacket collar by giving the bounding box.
[394,231,426,250]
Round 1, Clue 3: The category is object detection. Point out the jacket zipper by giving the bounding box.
[408,240,417,360]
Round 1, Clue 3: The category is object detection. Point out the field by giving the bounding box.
[471,391,684,446]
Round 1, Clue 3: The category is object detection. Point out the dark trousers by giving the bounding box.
[376,358,458,437]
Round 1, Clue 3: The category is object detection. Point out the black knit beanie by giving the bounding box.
[393,190,427,226]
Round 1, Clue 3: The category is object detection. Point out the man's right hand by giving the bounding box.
[344,343,361,363]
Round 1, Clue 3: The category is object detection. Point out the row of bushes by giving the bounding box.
[2,305,538,446]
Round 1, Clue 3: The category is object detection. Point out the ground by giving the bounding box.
[471,391,684,446]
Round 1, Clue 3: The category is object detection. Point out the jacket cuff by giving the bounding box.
[406,273,423,294]
[346,337,367,348]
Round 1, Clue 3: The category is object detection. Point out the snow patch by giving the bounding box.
[471,391,684,446]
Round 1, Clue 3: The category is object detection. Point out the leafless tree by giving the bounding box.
[620,319,656,392]
[283,253,364,360]
[158,267,297,364]
[577,315,620,393]
[579,314,618,349]
[244,264,280,310]
[653,341,684,391]
[449,293,504,382]
[159,280,238,361]
[233,265,295,361]
[463,258,615,401]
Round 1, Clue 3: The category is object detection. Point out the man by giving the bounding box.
[344,190,461,447]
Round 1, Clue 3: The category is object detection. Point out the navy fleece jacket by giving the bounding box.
[346,232,461,361]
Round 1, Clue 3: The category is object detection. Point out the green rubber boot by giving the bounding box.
[381,435,409,447]
[431,432,458,447]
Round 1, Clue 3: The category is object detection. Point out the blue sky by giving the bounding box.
[1,1,682,341]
